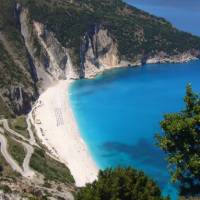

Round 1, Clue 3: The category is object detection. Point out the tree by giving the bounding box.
[76,167,169,200]
[156,84,200,196]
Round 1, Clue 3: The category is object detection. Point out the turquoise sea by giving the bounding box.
[70,60,200,199]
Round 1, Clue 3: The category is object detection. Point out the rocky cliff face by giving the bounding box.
[17,4,200,82]
[80,24,120,78]
[17,4,79,92]
[1,85,36,115]
[79,24,200,78]
[18,6,123,82]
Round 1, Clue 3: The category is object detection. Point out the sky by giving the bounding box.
[125,0,200,36]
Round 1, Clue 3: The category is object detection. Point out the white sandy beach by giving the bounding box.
[30,80,98,187]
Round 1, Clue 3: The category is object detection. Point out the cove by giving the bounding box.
[69,60,200,199]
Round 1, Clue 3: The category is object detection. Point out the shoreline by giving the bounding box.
[83,55,199,79]
[28,58,200,187]
[30,80,98,187]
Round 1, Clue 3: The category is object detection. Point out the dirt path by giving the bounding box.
[0,133,23,175]
[26,116,37,146]
[0,119,35,178]
[21,141,35,178]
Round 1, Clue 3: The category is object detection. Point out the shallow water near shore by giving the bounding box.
[69,60,200,199]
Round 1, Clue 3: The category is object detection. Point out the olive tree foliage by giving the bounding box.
[76,167,169,200]
[156,84,200,196]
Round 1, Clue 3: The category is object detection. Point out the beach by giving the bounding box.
[30,80,98,187]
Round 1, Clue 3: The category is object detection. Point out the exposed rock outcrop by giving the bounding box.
[146,50,200,64]
[17,5,200,83]
[1,85,35,115]
[80,24,120,78]
[18,5,79,92]
[80,24,200,78]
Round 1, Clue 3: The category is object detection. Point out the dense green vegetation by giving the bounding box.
[19,0,200,65]
[156,85,200,196]
[0,0,36,116]
[0,0,15,29]
[76,167,169,200]
[0,31,35,116]
[0,0,33,88]
[30,148,75,184]
[0,96,12,118]
[0,42,30,88]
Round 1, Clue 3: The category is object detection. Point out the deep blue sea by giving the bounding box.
[70,60,200,199]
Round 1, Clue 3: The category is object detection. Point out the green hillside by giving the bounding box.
[20,0,200,65]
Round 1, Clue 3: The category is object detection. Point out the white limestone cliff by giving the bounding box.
[18,6,79,92]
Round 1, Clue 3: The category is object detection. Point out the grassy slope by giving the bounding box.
[20,0,200,66]
[6,134,26,167]
[0,124,74,185]
[9,116,30,139]
[0,0,30,77]
[30,148,75,184]
[0,153,20,179]
[0,42,30,89]
[0,96,12,119]
[0,40,32,116]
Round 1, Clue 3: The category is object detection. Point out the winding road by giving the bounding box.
[0,117,74,199]
[26,116,37,146]
[0,119,29,142]
[18,138,35,178]
[0,133,23,174]
[0,118,35,178]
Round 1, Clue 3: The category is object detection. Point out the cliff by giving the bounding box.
[0,30,37,116]
[18,5,79,91]
[0,0,200,115]
[80,24,120,78]
[16,3,200,80]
